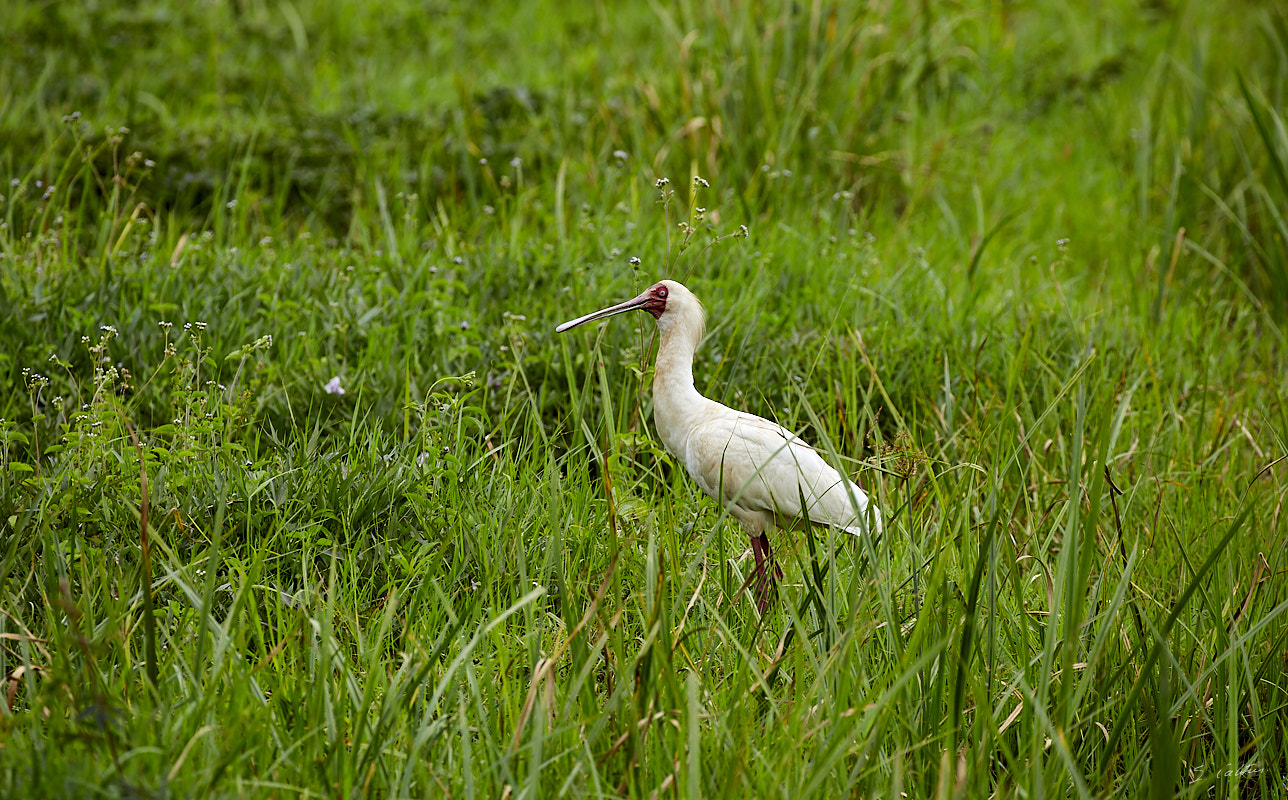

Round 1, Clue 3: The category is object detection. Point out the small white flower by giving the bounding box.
[613,150,629,161]
[629,256,641,265]
[324,376,345,396]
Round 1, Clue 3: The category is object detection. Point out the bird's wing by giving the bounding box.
[683,410,879,535]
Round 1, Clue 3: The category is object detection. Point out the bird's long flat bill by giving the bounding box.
[555,290,651,332]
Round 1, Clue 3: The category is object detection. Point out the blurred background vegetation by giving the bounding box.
[0,1,1283,276]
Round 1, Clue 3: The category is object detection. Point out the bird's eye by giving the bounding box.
[656,286,668,299]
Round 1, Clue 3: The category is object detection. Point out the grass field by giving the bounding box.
[2,0,1288,797]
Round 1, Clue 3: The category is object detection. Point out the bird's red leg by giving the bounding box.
[751,533,777,612]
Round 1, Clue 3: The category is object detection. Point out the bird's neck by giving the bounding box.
[652,318,707,456]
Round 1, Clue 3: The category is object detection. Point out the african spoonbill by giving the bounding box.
[557,279,881,610]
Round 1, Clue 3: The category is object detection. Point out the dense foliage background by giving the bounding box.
[2,1,1286,797]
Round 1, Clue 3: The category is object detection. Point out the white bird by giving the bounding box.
[557,279,881,610]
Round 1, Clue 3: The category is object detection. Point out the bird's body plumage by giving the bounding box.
[558,279,880,609]
[683,412,876,537]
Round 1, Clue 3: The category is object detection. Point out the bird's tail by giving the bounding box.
[842,505,882,537]
[813,475,882,537]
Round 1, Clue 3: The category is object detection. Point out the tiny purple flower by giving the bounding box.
[324,376,345,396]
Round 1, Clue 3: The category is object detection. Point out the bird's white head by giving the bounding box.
[555,279,704,338]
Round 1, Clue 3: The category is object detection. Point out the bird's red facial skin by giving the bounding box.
[643,283,668,319]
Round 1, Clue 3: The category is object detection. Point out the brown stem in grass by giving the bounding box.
[510,547,620,748]
[123,417,159,689]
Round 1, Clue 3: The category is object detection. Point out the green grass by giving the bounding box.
[2,0,1287,797]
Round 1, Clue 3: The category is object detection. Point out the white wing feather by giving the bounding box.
[681,409,881,535]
